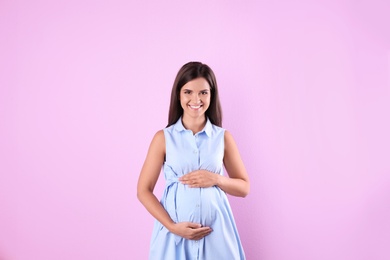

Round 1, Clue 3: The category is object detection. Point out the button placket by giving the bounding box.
[191,132,202,245]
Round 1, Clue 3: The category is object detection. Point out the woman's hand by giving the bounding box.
[169,222,212,240]
[179,170,219,188]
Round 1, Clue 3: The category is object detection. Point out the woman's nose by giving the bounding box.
[193,94,201,103]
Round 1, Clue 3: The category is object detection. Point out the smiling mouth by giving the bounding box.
[189,104,202,110]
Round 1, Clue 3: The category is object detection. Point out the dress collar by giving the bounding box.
[173,117,212,137]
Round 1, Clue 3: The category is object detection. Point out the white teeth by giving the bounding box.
[189,105,201,109]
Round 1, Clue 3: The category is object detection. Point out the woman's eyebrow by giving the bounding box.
[182,88,209,92]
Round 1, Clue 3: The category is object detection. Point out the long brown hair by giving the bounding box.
[167,62,222,127]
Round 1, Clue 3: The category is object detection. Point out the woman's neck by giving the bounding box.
[181,115,207,135]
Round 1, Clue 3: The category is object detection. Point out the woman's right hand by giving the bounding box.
[169,222,212,240]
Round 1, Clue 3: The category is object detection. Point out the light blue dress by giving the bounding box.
[149,118,245,260]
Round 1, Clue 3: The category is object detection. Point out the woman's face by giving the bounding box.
[179,77,211,120]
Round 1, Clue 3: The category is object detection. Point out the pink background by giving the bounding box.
[1,0,390,259]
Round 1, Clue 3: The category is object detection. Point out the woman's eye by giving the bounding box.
[184,91,191,94]
[201,91,208,95]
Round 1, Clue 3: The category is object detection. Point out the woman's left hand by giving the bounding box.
[179,170,219,188]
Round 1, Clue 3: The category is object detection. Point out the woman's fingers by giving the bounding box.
[172,222,212,240]
[186,222,202,229]
[190,226,213,240]
[179,170,218,188]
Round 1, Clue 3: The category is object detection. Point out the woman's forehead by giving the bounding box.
[182,78,210,90]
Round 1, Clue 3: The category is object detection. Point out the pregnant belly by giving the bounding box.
[165,183,227,227]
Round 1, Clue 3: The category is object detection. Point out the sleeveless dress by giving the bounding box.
[149,118,245,260]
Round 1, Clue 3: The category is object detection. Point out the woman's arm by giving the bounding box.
[219,130,250,197]
[137,130,212,240]
[137,130,174,228]
[179,130,250,197]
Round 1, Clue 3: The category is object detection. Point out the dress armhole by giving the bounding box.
[162,128,167,163]
[222,129,227,175]
[222,129,226,154]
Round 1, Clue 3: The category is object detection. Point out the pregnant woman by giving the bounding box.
[137,61,250,260]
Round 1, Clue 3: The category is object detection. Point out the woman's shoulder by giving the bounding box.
[155,129,164,134]
[143,130,165,159]
[223,129,233,139]
[150,129,165,145]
